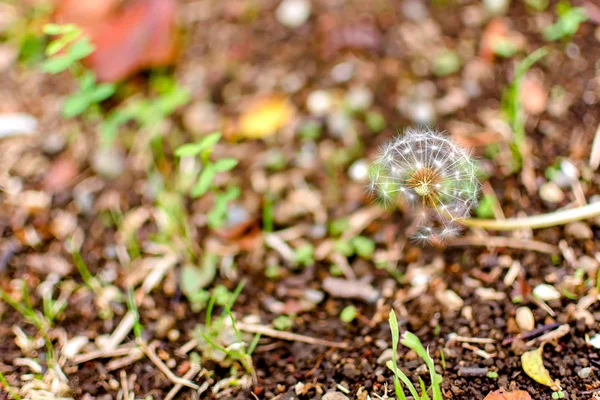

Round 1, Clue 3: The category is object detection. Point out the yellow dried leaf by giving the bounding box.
[238,96,294,139]
[521,345,560,390]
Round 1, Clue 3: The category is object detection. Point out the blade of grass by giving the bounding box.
[388,311,420,399]
[0,370,22,400]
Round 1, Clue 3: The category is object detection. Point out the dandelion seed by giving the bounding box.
[370,128,481,242]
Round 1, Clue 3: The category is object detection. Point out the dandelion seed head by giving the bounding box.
[369,128,481,243]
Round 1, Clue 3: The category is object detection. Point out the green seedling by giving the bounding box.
[335,236,376,259]
[272,315,294,331]
[387,310,443,400]
[340,305,357,323]
[0,370,21,400]
[175,132,239,198]
[475,195,495,219]
[502,46,548,170]
[126,287,144,340]
[100,79,190,145]
[180,253,219,311]
[293,244,315,268]
[543,1,588,41]
[207,186,241,229]
[0,281,56,367]
[194,281,261,380]
[42,23,116,119]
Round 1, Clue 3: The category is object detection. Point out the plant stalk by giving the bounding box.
[462,202,600,231]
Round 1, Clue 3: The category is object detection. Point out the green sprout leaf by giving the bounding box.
[340,305,357,323]
[212,158,239,172]
[192,164,217,198]
[175,132,222,157]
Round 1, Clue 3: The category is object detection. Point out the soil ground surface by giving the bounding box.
[1,0,600,399]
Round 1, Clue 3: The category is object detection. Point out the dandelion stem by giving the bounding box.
[462,202,600,231]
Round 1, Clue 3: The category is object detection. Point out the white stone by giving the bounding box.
[345,86,373,111]
[515,307,535,331]
[349,159,369,182]
[276,0,311,28]
[532,284,561,302]
[306,90,332,116]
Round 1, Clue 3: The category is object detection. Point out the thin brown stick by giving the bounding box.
[71,344,137,364]
[236,322,349,349]
[502,322,562,345]
[445,236,559,254]
[139,341,199,390]
[164,364,203,400]
[461,201,600,231]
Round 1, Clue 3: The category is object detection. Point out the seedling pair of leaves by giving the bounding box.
[42,24,116,119]
[194,281,260,376]
[387,310,443,400]
[543,1,588,42]
[100,81,191,145]
[174,132,239,198]
[334,236,376,259]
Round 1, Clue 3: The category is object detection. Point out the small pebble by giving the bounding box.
[483,0,509,15]
[590,333,600,349]
[565,222,593,240]
[532,284,561,301]
[560,159,579,181]
[226,204,249,227]
[155,315,176,338]
[435,289,464,312]
[276,0,311,28]
[91,147,125,179]
[576,255,599,276]
[326,111,351,138]
[407,100,436,125]
[331,62,354,83]
[322,392,350,400]
[349,159,369,182]
[42,133,67,155]
[377,348,394,365]
[539,182,564,204]
[515,306,535,331]
[401,0,429,21]
[183,102,219,134]
[306,90,332,116]
[345,86,373,112]
[578,367,592,379]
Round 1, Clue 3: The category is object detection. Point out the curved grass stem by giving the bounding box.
[461,202,600,231]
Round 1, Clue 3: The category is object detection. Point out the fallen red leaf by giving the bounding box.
[52,0,179,82]
[483,389,533,400]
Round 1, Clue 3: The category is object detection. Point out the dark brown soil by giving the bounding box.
[1,0,600,399]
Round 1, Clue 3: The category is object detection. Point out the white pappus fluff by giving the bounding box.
[370,128,481,242]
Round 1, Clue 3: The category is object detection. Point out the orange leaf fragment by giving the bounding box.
[484,389,533,400]
[52,0,179,82]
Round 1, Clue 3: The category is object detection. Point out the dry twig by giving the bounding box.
[445,236,559,254]
[139,341,199,390]
[462,202,600,230]
[236,322,348,348]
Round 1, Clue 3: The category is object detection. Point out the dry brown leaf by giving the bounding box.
[483,388,533,400]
